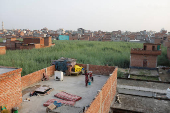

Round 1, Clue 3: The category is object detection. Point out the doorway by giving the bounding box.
[143,59,147,67]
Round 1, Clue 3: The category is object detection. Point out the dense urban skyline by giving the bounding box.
[0,0,170,32]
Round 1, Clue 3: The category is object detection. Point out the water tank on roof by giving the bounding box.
[54,71,63,81]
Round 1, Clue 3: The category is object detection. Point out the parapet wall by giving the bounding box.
[0,68,22,112]
[77,64,115,75]
[86,67,117,113]
[21,65,55,90]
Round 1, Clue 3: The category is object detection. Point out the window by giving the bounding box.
[152,46,155,51]
[144,45,147,50]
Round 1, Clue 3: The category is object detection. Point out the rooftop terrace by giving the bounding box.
[19,74,109,113]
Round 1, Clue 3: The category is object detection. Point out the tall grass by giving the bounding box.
[0,40,169,76]
[0,38,3,42]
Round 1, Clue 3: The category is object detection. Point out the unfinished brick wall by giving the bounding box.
[20,44,35,50]
[154,38,162,44]
[0,46,6,55]
[23,38,41,44]
[44,37,50,46]
[77,64,115,75]
[85,68,117,113]
[46,65,55,77]
[130,54,157,68]
[21,65,55,90]
[0,68,22,112]
[168,47,170,60]
[21,68,45,90]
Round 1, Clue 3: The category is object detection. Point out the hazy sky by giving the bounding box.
[0,0,170,32]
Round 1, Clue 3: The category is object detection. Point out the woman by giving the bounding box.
[85,70,89,87]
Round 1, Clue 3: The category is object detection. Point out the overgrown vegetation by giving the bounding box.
[117,69,124,77]
[0,38,3,42]
[130,75,159,81]
[0,40,169,76]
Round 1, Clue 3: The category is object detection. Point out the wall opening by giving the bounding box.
[143,59,147,67]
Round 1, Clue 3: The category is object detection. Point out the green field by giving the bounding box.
[0,38,3,42]
[0,40,169,76]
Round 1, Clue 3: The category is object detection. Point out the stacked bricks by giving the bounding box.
[86,68,117,113]
[0,68,22,112]
[21,65,55,90]
[0,46,6,55]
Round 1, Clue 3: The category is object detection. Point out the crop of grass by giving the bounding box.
[130,75,159,81]
[0,40,169,76]
[0,38,3,42]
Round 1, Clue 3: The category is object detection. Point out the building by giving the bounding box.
[130,43,161,69]
[0,36,54,50]
[0,46,6,55]
[77,28,85,35]
[57,29,65,35]
[165,36,170,60]
[58,35,69,40]
[0,67,22,111]
[0,64,117,112]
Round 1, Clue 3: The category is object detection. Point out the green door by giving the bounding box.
[157,45,160,50]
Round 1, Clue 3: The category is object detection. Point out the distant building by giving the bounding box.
[77,28,85,35]
[58,35,69,40]
[57,29,65,35]
[0,46,6,55]
[0,36,54,50]
[130,43,161,69]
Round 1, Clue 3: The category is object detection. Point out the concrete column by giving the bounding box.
[87,64,89,71]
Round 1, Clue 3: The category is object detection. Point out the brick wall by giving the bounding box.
[85,68,117,113]
[0,46,6,55]
[0,68,22,112]
[20,44,35,50]
[77,64,115,75]
[34,44,41,48]
[130,54,157,68]
[46,65,55,77]
[168,47,170,60]
[23,38,41,44]
[154,39,161,44]
[21,65,55,90]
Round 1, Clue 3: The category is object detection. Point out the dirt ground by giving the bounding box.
[112,94,170,113]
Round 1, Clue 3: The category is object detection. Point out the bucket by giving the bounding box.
[13,107,18,113]
[88,82,91,85]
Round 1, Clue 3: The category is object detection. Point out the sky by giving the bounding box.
[0,0,170,32]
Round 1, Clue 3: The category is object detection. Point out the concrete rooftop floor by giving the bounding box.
[0,68,16,75]
[19,74,109,113]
